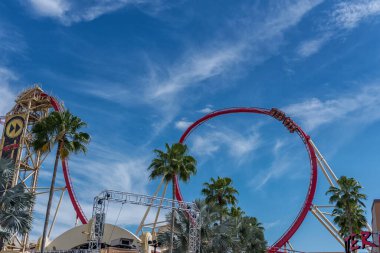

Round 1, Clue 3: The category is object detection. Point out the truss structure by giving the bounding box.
[0,87,52,251]
[0,86,68,252]
[135,178,169,237]
[88,190,201,253]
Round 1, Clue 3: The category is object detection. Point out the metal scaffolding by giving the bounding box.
[88,190,201,253]
[0,86,53,251]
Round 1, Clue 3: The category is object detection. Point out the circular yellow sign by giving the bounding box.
[5,118,24,138]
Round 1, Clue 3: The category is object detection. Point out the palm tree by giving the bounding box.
[236,216,266,253]
[157,199,219,253]
[0,159,34,250]
[326,176,367,236]
[31,110,90,253]
[196,199,218,252]
[148,143,197,253]
[157,197,267,253]
[201,176,238,225]
[229,206,245,239]
[157,210,189,253]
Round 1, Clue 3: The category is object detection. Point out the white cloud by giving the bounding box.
[147,0,324,100]
[296,1,380,59]
[297,33,331,57]
[29,141,168,241]
[250,150,292,190]
[283,85,380,131]
[28,0,69,18]
[198,105,214,114]
[249,137,305,190]
[273,139,285,155]
[174,119,192,131]
[149,45,243,99]
[331,0,380,29]
[142,0,323,131]
[76,0,323,136]
[264,219,281,230]
[191,128,261,160]
[26,0,163,25]
[69,141,151,196]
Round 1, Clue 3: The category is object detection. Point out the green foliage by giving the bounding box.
[31,110,90,252]
[157,210,190,253]
[158,178,266,253]
[0,159,35,248]
[234,217,267,252]
[32,110,90,159]
[148,143,197,252]
[326,176,367,236]
[148,143,197,183]
[201,176,238,224]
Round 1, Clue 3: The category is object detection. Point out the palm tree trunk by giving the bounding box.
[170,177,175,253]
[40,142,61,253]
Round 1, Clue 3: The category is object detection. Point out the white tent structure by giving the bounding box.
[46,223,140,251]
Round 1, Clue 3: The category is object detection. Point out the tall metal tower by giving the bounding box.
[0,86,54,252]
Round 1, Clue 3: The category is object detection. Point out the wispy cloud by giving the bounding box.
[264,219,281,230]
[297,33,331,57]
[27,0,69,19]
[0,25,26,60]
[283,85,380,131]
[296,0,380,58]
[64,0,322,138]
[190,127,261,161]
[0,25,25,124]
[30,141,165,240]
[147,0,324,99]
[147,46,243,100]
[249,139,297,190]
[331,0,380,29]
[174,119,192,131]
[25,0,164,25]
[198,105,214,114]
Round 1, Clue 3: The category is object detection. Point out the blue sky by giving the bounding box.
[1,0,380,251]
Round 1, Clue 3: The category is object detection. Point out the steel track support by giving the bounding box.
[151,182,169,237]
[48,188,66,238]
[136,177,164,235]
[311,205,344,246]
[309,140,338,183]
[310,140,372,235]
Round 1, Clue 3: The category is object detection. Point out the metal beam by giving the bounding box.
[88,190,201,253]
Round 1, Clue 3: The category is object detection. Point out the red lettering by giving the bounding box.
[361,231,377,248]
[350,234,360,251]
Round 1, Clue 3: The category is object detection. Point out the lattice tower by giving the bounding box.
[0,86,54,252]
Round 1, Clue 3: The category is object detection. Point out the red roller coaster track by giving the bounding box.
[39,99,316,252]
[174,107,318,252]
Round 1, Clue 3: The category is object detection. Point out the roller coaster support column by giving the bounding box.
[309,139,372,232]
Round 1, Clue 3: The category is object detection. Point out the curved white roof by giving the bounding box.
[46,222,141,250]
